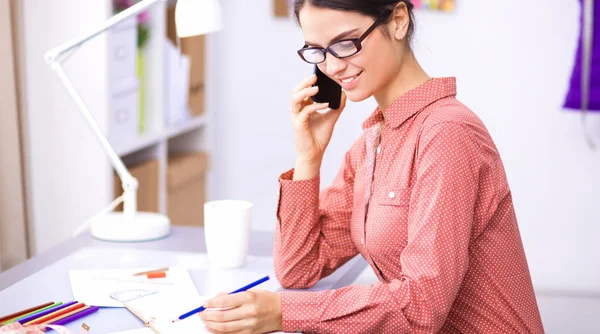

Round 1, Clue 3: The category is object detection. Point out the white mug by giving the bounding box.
[204,200,252,268]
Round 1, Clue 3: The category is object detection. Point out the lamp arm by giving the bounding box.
[45,0,166,64]
[49,62,139,215]
[43,0,167,215]
[44,0,220,223]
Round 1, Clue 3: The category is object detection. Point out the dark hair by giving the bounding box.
[293,0,415,43]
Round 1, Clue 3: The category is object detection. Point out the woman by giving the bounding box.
[201,1,545,333]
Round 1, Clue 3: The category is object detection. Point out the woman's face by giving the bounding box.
[298,4,407,103]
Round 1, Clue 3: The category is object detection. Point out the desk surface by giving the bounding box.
[0,227,367,333]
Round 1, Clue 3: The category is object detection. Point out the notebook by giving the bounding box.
[124,288,209,334]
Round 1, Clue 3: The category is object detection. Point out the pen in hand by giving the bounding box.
[172,275,270,322]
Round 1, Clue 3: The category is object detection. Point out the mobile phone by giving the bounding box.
[312,65,342,110]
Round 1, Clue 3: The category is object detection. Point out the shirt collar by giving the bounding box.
[362,77,457,130]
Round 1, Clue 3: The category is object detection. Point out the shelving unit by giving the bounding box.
[114,113,208,156]
[20,0,213,253]
[109,1,211,220]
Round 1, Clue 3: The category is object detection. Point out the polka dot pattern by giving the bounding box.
[274,78,544,333]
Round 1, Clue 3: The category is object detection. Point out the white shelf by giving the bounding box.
[165,114,208,139]
[115,114,208,156]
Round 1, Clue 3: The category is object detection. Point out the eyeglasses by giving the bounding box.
[297,9,392,64]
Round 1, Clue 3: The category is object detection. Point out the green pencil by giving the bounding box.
[0,301,54,322]
[0,302,62,325]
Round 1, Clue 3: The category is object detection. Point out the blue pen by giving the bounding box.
[173,275,270,322]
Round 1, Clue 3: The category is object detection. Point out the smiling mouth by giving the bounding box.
[339,72,362,84]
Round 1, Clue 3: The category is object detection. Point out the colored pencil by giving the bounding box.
[0,303,61,325]
[16,302,76,325]
[0,302,54,323]
[40,305,90,326]
[146,271,166,279]
[26,303,84,325]
[173,275,270,322]
[132,267,169,276]
[44,306,99,332]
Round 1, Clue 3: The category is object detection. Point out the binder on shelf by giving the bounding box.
[109,76,140,146]
[165,38,191,127]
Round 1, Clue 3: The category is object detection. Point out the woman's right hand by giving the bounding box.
[290,74,346,179]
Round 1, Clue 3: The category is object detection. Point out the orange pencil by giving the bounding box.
[146,271,166,279]
[25,303,85,325]
[132,267,169,276]
[0,302,54,323]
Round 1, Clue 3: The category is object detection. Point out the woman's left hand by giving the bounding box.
[201,289,282,334]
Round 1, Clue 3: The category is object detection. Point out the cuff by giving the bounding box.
[276,169,320,220]
[281,290,330,333]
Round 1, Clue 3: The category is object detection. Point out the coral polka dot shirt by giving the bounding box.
[274,77,544,333]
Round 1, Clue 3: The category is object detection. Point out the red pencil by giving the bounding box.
[0,302,54,323]
[25,303,85,325]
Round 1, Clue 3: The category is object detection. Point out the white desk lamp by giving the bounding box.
[44,0,223,242]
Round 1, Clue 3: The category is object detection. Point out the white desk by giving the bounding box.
[0,227,368,333]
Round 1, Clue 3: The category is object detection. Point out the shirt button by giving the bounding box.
[377,146,381,154]
[388,191,395,199]
[361,237,365,245]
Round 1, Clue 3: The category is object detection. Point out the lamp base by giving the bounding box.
[90,211,171,242]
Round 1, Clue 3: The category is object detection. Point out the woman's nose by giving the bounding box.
[325,55,347,77]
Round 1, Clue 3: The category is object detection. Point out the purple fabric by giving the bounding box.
[564,0,600,111]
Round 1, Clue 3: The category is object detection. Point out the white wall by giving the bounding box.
[207,0,373,231]
[208,0,600,296]
[20,0,112,254]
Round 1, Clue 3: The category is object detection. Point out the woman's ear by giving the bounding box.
[391,3,409,41]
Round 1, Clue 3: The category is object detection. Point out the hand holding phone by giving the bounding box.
[311,66,342,110]
[289,73,346,180]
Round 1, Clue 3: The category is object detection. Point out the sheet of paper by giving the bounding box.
[126,289,291,334]
[126,288,208,334]
[69,267,198,307]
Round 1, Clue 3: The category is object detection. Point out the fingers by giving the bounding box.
[291,86,319,113]
[202,301,259,333]
[205,292,251,309]
[291,75,319,113]
[292,74,317,94]
[201,303,257,323]
[294,102,329,124]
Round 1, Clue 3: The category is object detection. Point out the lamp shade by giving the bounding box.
[175,0,223,38]
[564,0,600,112]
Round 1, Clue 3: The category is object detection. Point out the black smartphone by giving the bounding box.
[312,65,342,110]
